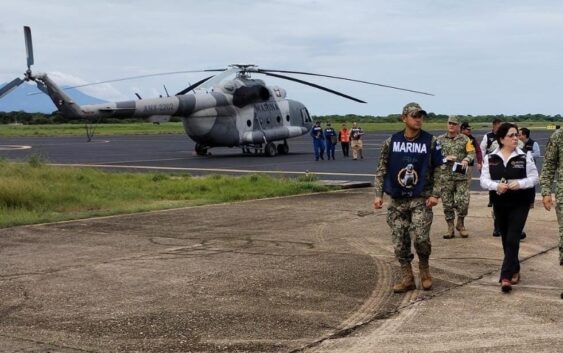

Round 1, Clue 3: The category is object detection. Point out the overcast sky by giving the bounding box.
[2,0,563,116]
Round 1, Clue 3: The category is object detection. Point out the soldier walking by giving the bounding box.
[539,128,563,298]
[481,118,504,236]
[438,116,476,239]
[350,122,364,160]
[373,102,444,293]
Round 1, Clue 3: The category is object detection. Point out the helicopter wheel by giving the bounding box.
[195,143,208,156]
[264,142,277,157]
[277,143,289,155]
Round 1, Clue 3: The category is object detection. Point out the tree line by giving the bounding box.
[0,110,561,125]
[314,113,563,124]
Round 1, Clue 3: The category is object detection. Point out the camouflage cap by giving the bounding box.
[402,102,426,116]
[448,115,460,124]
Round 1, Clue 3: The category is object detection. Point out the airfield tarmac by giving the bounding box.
[0,129,552,185]
[0,128,561,352]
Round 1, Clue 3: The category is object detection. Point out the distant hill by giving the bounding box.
[0,82,107,113]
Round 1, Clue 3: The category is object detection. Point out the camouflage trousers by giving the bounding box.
[351,140,363,159]
[386,197,433,265]
[556,202,563,263]
[441,178,470,221]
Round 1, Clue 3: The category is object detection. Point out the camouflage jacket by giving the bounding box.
[540,129,563,200]
[437,133,475,181]
[373,132,442,199]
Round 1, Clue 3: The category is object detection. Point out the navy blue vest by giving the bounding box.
[384,131,443,198]
[488,153,534,205]
[486,132,496,152]
[523,138,535,154]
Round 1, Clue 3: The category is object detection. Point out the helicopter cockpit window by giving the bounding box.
[300,108,311,123]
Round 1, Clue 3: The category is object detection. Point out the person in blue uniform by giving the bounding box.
[311,121,325,161]
[324,123,337,160]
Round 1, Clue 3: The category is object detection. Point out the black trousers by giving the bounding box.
[493,202,530,280]
[341,142,350,157]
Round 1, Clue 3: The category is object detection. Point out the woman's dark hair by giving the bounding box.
[496,122,519,147]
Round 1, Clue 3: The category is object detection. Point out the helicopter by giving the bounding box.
[0,26,434,157]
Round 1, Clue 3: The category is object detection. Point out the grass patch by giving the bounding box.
[0,161,333,228]
[0,122,184,137]
[0,121,555,137]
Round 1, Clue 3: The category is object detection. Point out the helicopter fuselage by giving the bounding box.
[45,75,313,152]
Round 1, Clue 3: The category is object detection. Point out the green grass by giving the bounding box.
[0,160,331,228]
[0,122,184,137]
[0,121,556,137]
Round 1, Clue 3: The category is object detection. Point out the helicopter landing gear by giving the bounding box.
[264,142,277,157]
[277,141,289,155]
[195,143,208,156]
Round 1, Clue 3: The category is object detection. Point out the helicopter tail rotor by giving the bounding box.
[0,78,24,99]
[24,25,34,71]
[0,26,36,99]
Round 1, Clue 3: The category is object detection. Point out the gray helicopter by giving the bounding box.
[0,26,433,156]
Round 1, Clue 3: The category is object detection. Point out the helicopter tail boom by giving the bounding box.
[34,73,84,118]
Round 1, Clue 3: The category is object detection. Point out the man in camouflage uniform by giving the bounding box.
[373,102,444,293]
[437,116,476,239]
[539,128,563,295]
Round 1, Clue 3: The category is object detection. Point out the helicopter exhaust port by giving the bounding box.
[232,86,270,108]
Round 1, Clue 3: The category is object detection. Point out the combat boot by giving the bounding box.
[443,220,455,239]
[418,258,432,290]
[393,263,416,293]
[456,217,469,238]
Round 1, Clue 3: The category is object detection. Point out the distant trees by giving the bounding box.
[0,110,561,125]
[313,113,563,123]
[0,111,151,125]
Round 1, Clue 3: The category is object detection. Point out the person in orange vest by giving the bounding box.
[338,123,351,157]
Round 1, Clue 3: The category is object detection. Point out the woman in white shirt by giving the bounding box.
[480,123,539,293]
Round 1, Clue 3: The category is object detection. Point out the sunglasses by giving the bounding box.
[506,132,520,138]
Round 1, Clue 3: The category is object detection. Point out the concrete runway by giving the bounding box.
[0,128,554,184]
[0,191,561,353]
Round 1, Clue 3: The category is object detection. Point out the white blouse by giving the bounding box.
[480,147,539,191]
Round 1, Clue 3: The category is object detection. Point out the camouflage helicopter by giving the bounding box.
[0,26,433,156]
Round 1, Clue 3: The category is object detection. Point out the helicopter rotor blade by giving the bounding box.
[0,78,24,99]
[262,72,366,103]
[163,84,170,97]
[62,70,213,90]
[259,69,434,96]
[175,75,214,95]
[197,67,241,90]
[24,26,34,70]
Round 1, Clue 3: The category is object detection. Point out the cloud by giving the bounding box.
[2,0,563,115]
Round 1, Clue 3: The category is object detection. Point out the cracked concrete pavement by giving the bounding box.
[0,189,561,352]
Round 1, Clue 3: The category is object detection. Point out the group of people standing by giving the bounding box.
[311,121,365,161]
[373,102,562,296]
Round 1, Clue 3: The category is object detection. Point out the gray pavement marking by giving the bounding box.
[0,145,31,150]
[49,162,378,177]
